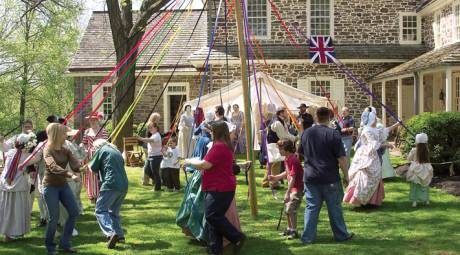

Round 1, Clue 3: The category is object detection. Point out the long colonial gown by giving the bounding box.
[82,127,108,201]
[344,126,385,206]
[0,149,31,237]
[176,136,241,247]
[178,113,195,158]
[230,111,246,154]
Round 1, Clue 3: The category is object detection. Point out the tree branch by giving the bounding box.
[20,0,47,19]
[106,0,127,51]
[128,0,169,38]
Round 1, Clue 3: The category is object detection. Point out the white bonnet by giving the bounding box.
[415,133,428,144]
[16,133,30,145]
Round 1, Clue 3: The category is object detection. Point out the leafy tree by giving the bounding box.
[0,0,80,134]
[106,0,169,149]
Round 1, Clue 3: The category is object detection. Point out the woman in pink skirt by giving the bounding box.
[80,112,108,203]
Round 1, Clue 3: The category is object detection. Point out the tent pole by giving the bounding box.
[235,0,258,218]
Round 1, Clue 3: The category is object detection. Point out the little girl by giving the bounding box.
[406,133,433,207]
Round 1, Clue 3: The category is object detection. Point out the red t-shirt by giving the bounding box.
[285,154,304,193]
[202,142,236,192]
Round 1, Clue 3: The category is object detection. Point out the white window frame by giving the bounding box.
[399,12,421,44]
[246,0,271,40]
[163,82,189,131]
[92,83,113,121]
[307,0,335,37]
[297,77,345,109]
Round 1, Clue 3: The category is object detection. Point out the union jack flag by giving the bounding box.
[309,36,336,64]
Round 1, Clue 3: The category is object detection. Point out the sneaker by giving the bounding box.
[72,229,78,237]
[412,201,417,207]
[426,200,430,205]
[279,229,290,236]
[59,247,78,253]
[287,231,298,240]
[118,237,125,243]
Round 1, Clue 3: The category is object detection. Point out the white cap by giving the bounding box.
[17,134,30,145]
[415,133,428,144]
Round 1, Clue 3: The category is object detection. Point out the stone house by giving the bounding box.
[67,10,208,132]
[371,0,460,125]
[189,0,443,126]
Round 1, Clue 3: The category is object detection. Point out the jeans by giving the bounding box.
[146,155,162,190]
[43,184,79,252]
[205,191,244,253]
[95,190,127,238]
[301,182,350,244]
[342,136,353,167]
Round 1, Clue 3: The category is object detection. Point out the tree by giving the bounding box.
[0,0,80,133]
[105,0,169,149]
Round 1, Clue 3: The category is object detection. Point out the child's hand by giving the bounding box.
[267,175,275,181]
[284,192,291,204]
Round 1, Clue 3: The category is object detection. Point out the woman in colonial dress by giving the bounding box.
[80,112,108,203]
[229,104,246,154]
[0,134,34,242]
[343,109,394,207]
[178,105,195,158]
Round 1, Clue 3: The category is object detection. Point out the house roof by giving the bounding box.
[68,10,207,72]
[417,0,435,11]
[188,44,429,63]
[373,42,460,80]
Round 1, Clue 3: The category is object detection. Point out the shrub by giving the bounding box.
[400,112,460,176]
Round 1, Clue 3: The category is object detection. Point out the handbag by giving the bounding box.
[266,143,285,163]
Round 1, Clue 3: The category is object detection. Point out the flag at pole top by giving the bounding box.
[309,36,336,64]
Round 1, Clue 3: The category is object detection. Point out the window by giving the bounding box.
[454,1,460,41]
[399,13,420,44]
[310,80,331,97]
[434,11,441,47]
[102,86,113,120]
[92,84,113,120]
[309,0,333,36]
[297,77,345,108]
[247,0,270,38]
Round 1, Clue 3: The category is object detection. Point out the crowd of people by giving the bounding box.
[0,101,434,255]
[0,113,128,254]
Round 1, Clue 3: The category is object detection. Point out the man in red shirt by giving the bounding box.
[268,139,304,240]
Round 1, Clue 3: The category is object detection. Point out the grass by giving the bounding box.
[1,161,459,255]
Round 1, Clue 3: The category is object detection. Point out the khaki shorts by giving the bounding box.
[285,192,303,214]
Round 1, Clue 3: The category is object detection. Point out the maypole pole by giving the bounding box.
[234,0,257,217]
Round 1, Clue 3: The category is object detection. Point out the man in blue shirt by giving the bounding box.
[299,107,353,244]
[335,107,355,167]
[90,139,128,249]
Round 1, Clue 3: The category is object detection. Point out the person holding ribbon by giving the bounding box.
[0,133,35,243]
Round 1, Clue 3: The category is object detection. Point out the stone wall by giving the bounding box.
[208,0,418,46]
[209,62,397,123]
[73,74,205,136]
[422,15,435,49]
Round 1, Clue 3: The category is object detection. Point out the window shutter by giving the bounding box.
[331,79,345,109]
[92,85,103,112]
[297,78,312,93]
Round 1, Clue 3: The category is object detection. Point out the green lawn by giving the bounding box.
[1,163,459,255]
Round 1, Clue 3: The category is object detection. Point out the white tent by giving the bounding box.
[185,72,330,150]
[186,72,328,113]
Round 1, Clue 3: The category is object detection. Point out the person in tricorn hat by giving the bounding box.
[297,104,314,130]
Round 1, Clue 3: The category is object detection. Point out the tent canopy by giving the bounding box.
[186,72,329,114]
[185,72,330,150]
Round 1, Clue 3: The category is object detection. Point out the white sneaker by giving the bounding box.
[412,201,417,207]
[426,201,430,205]
[72,229,79,237]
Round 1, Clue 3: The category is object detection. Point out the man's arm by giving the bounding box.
[338,156,349,183]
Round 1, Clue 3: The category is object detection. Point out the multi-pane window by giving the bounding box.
[168,85,186,93]
[310,80,331,97]
[247,0,269,38]
[402,16,417,41]
[455,2,460,41]
[102,86,112,120]
[310,0,332,36]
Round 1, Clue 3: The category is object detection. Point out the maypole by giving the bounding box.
[234,0,257,217]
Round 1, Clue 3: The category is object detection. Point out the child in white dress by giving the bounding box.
[406,133,433,207]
